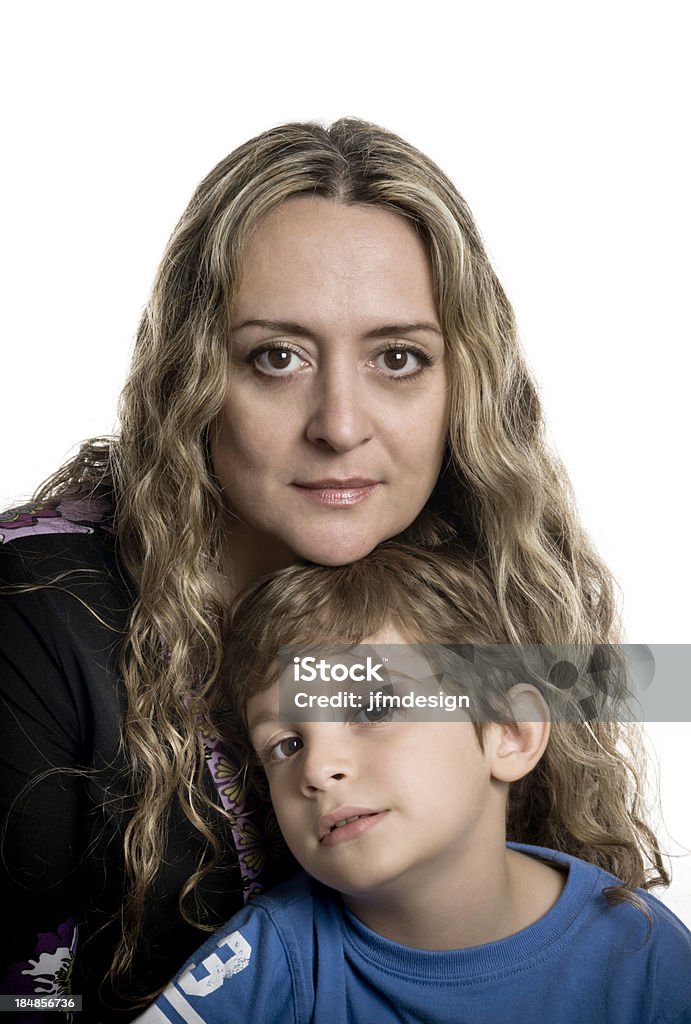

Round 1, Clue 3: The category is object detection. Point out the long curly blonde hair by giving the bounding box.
[37,118,622,991]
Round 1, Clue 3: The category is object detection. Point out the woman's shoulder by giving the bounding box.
[0,494,114,545]
[0,494,118,580]
[0,494,131,751]
[0,494,131,650]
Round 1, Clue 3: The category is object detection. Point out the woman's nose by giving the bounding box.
[305,366,375,454]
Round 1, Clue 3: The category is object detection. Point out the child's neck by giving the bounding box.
[342,842,566,951]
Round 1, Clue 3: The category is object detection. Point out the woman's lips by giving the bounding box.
[317,807,386,846]
[292,479,380,507]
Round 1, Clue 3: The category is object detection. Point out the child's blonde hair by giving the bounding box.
[221,542,668,908]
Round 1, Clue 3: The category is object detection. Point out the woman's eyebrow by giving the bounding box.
[231,318,443,338]
[231,318,314,337]
[365,322,443,338]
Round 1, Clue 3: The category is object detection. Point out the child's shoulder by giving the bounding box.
[515,841,690,931]
[134,873,332,1024]
[513,843,691,1019]
[518,842,688,923]
[168,872,333,973]
[251,870,324,922]
[249,870,347,947]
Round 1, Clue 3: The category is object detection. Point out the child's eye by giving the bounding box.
[350,685,399,725]
[352,704,395,724]
[267,735,304,762]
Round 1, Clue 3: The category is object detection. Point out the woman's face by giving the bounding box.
[211,197,449,577]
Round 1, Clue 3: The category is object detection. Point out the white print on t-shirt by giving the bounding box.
[133,931,253,1023]
[179,930,252,997]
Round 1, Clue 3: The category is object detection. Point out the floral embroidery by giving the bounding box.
[236,815,287,876]
[208,752,248,806]
[202,731,291,901]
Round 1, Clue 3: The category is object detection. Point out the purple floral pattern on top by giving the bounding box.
[0,497,113,544]
[202,730,290,902]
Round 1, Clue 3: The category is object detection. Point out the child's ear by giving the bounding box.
[488,685,550,784]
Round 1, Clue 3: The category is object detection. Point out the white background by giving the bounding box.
[2,2,689,923]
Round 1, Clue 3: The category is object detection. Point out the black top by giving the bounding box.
[0,497,290,1021]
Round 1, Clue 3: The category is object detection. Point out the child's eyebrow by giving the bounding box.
[246,708,282,735]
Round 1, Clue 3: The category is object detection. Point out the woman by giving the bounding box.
[0,119,616,1018]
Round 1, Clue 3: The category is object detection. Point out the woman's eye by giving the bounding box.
[252,347,307,376]
[270,736,304,762]
[372,347,428,377]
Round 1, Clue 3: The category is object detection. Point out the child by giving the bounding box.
[136,544,691,1024]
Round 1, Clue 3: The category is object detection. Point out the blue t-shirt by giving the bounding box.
[136,844,691,1024]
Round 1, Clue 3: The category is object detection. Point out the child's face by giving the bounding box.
[246,625,505,904]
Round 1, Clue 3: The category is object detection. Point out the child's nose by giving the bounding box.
[299,728,354,795]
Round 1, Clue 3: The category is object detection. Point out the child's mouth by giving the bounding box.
[318,810,386,847]
[330,813,376,832]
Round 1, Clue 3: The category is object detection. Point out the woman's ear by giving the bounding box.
[488,685,550,784]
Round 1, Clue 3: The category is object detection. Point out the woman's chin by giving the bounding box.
[293,528,391,568]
